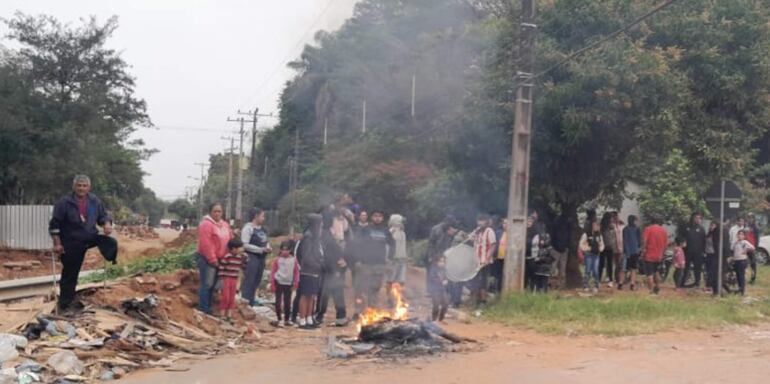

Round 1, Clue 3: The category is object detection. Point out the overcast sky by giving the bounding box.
[0,0,358,200]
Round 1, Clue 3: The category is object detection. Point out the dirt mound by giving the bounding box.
[167,229,198,249]
[118,225,160,240]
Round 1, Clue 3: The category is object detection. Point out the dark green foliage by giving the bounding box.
[0,13,152,208]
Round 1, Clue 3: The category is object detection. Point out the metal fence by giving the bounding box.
[0,205,53,250]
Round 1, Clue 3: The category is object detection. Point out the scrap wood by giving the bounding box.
[0,300,55,333]
[97,357,141,368]
[168,320,214,340]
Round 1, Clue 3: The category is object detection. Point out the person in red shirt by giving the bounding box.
[196,203,233,314]
[642,216,669,294]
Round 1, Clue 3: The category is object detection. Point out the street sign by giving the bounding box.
[705,180,742,220]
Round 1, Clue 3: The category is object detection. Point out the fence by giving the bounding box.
[0,205,53,250]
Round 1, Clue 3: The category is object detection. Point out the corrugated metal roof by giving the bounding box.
[0,205,54,250]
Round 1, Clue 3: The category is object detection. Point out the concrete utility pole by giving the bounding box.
[323,117,328,146]
[192,162,208,219]
[221,136,235,221]
[503,0,537,294]
[362,100,367,133]
[411,72,416,118]
[289,128,300,235]
[225,117,246,225]
[237,108,274,166]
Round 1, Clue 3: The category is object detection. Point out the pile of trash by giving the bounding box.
[0,270,269,382]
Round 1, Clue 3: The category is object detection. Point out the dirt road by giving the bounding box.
[123,265,770,384]
[122,319,770,384]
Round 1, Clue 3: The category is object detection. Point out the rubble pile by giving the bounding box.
[117,225,160,240]
[0,270,267,382]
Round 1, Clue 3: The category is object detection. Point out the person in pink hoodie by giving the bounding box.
[197,202,233,314]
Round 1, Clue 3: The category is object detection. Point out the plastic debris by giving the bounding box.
[0,340,19,363]
[326,335,354,359]
[15,360,43,373]
[46,351,84,376]
[0,333,28,348]
[99,370,115,381]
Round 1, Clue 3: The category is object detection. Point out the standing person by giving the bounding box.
[682,213,706,289]
[471,214,497,305]
[746,214,760,284]
[353,210,395,316]
[622,215,642,291]
[550,213,571,289]
[730,229,755,296]
[240,208,272,307]
[196,202,233,314]
[729,217,745,247]
[387,214,408,293]
[218,239,246,322]
[353,210,369,236]
[297,214,324,329]
[642,216,668,295]
[598,213,617,288]
[494,218,509,292]
[428,256,449,322]
[672,237,687,290]
[316,213,349,327]
[524,216,541,290]
[533,233,555,293]
[49,175,114,313]
[269,241,300,327]
[705,221,717,293]
[426,216,459,305]
[579,220,604,293]
[612,213,625,289]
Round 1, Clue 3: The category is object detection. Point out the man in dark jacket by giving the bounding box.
[550,213,571,289]
[49,175,112,312]
[353,210,394,316]
[315,213,349,326]
[683,213,706,288]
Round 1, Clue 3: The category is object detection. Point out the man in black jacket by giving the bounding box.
[49,175,112,312]
[683,213,707,288]
[315,213,349,326]
[353,210,394,316]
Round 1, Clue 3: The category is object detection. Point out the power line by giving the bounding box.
[525,0,679,86]
[238,0,337,109]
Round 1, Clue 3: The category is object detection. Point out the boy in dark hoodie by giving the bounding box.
[296,214,324,329]
[353,210,395,316]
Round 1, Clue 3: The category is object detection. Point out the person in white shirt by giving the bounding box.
[730,229,754,296]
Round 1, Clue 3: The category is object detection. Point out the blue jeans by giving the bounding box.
[583,253,600,288]
[197,253,218,314]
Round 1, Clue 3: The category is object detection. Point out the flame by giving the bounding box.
[356,284,409,333]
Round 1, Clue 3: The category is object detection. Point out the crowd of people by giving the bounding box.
[47,174,763,323]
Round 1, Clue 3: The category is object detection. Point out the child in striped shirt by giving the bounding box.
[219,238,246,321]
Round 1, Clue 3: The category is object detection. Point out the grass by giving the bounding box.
[81,243,197,284]
[485,267,770,336]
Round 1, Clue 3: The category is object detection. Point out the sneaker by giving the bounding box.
[607,282,614,288]
[618,283,623,291]
[630,284,636,291]
[591,287,598,294]
[284,320,293,327]
[334,318,349,327]
[652,286,660,295]
[583,286,590,292]
[299,324,315,331]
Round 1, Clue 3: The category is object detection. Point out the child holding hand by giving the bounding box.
[219,239,246,322]
[270,241,300,327]
[673,237,686,289]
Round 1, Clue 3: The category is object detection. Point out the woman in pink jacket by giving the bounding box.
[197,202,233,314]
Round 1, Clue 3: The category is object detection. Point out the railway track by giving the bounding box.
[0,269,102,302]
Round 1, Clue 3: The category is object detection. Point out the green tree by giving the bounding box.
[637,149,708,226]
[0,13,152,207]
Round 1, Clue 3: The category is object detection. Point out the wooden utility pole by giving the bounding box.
[503,0,537,294]
[289,128,300,235]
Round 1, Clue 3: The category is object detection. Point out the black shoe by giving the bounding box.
[299,324,315,330]
[652,286,660,295]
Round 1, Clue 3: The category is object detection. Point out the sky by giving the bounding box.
[0,0,359,201]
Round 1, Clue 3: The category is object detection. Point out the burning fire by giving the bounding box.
[356,284,409,333]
